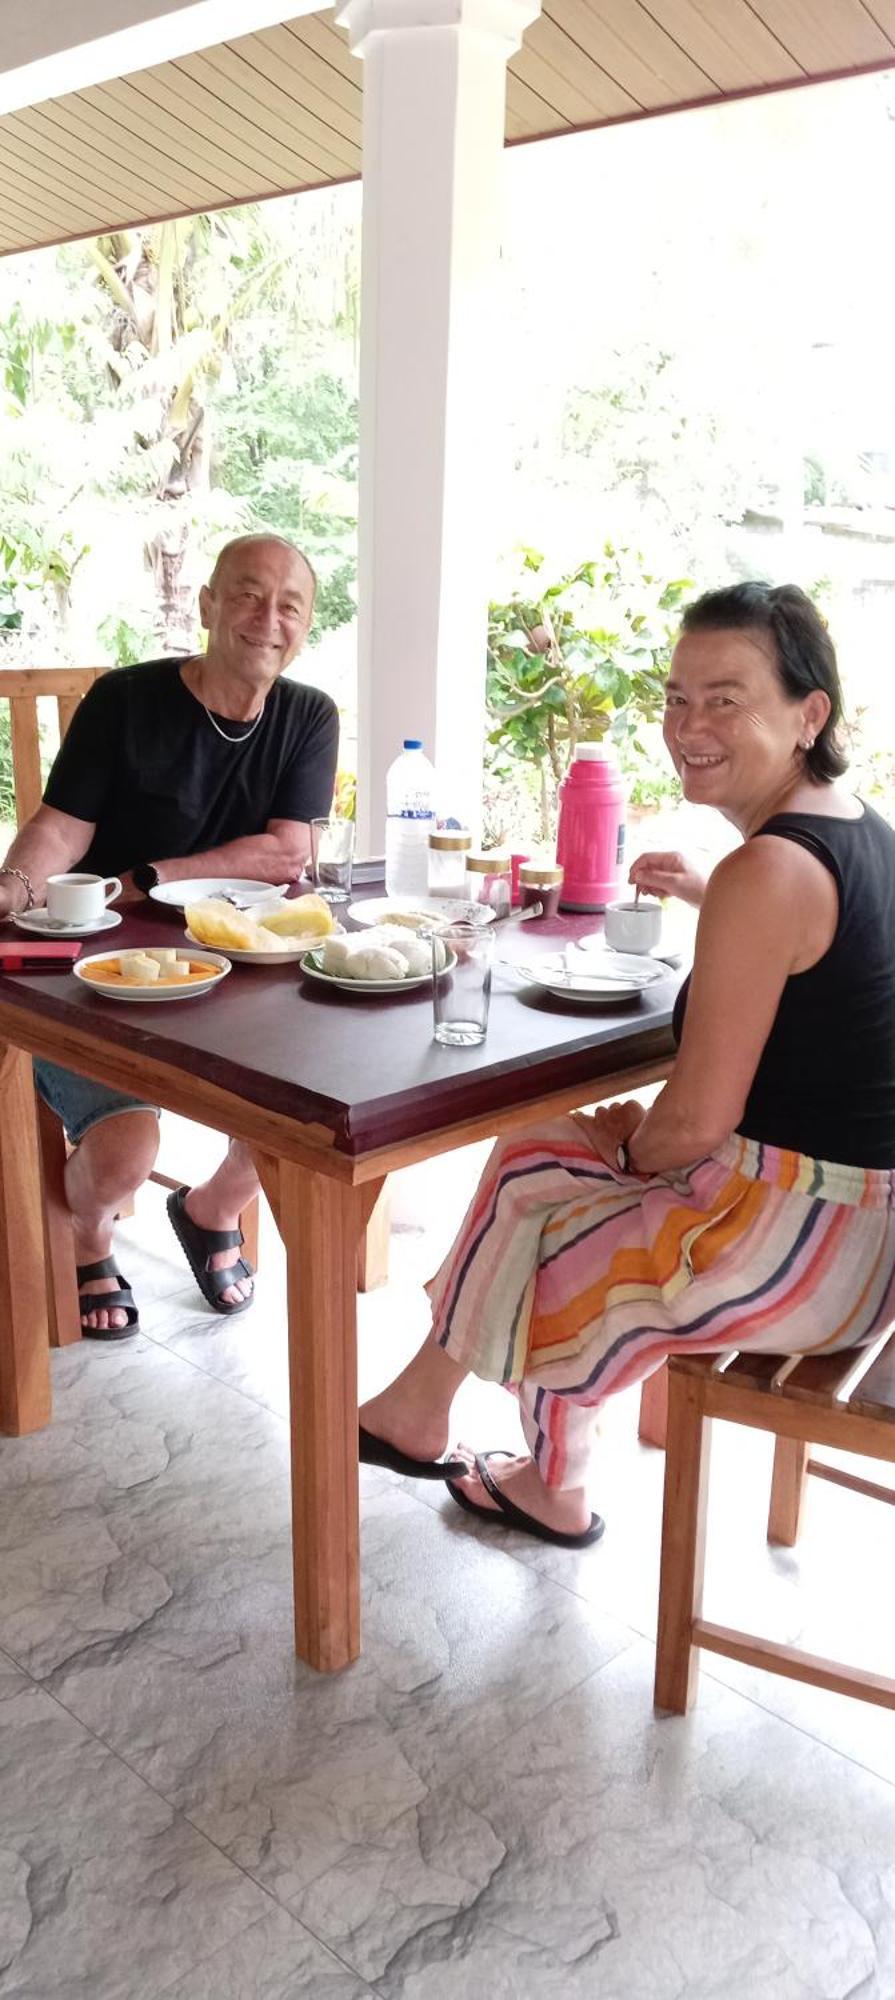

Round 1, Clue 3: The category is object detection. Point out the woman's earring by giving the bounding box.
[801,735,815,751]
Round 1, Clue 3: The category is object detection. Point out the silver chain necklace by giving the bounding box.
[202,701,266,745]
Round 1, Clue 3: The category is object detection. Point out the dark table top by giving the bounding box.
[0,902,681,1155]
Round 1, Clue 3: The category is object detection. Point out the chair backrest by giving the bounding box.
[0,668,106,826]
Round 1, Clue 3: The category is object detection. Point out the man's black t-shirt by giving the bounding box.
[44,659,340,877]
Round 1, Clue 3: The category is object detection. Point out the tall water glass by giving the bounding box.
[310,816,355,903]
[432,922,493,1047]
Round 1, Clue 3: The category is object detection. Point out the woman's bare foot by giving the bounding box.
[360,1337,468,1466]
[451,1452,592,1537]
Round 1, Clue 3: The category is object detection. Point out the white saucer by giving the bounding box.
[13,907,123,939]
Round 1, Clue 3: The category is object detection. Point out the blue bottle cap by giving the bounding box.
[403,738,423,750]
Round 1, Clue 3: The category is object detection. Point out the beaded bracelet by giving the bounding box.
[0,865,35,912]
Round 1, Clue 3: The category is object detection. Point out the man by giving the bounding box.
[0,533,339,1336]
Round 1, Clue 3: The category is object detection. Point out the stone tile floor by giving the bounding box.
[1,1119,894,1998]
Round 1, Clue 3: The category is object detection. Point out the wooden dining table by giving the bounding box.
[0,904,679,1672]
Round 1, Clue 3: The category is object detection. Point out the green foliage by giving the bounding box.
[0,708,13,823]
[0,198,361,663]
[96,614,157,666]
[213,367,358,640]
[487,543,692,839]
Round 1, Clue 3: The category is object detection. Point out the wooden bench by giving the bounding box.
[654,1332,895,1714]
[1,667,265,1341]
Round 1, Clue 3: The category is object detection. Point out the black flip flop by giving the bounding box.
[446,1450,605,1548]
[77,1257,140,1341]
[166,1185,254,1316]
[359,1424,468,1481]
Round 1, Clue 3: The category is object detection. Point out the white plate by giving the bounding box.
[511,950,664,1005]
[184,922,344,966]
[74,948,231,1002]
[346,896,494,931]
[299,945,456,995]
[148,878,288,912]
[13,907,123,939]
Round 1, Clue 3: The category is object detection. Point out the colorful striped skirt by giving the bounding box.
[428,1120,895,1490]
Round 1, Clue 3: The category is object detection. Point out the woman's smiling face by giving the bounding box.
[662,626,827,828]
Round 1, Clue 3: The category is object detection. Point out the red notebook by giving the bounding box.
[0,940,82,973]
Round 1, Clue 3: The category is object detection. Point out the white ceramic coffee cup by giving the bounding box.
[46,873,123,925]
[604,898,662,955]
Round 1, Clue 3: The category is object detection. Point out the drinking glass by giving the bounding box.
[432,922,493,1047]
[310,816,355,903]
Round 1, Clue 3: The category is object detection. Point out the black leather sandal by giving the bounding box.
[166,1186,255,1316]
[446,1451,605,1548]
[77,1257,140,1341]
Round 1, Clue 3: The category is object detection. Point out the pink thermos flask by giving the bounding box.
[556,743,626,910]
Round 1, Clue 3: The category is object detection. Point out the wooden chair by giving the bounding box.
[1,667,262,1341]
[653,1333,895,1715]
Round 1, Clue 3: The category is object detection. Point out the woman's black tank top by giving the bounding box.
[671,803,895,1168]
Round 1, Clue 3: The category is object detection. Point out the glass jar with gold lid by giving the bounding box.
[427,829,472,898]
[465,851,511,918]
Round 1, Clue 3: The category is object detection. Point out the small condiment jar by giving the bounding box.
[428,829,471,898]
[465,851,511,918]
[518,861,564,920]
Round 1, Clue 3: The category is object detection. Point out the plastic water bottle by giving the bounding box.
[556,742,626,910]
[385,739,436,898]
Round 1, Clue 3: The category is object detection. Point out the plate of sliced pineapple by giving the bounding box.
[184,892,341,964]
[74,946,230,1001]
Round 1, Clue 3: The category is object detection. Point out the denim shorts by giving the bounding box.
[33,1059,160,1147]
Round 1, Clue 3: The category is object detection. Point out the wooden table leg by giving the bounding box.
[36,1095,81,1348]
[253,1149,362,1672]
[356,1177,390,1292]
[0,1044,51,1434]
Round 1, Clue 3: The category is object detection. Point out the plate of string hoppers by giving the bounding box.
[184,892,341,964]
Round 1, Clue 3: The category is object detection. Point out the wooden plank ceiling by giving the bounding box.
[2,0,895,256]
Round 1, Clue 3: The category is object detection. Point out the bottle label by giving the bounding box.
[388,809,435,821]
[616,823,626,865]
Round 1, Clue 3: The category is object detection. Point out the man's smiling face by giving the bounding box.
[199,539,315,691]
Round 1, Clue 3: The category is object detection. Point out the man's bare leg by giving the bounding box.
[66,1111,161,1332]
[184,1139,259,1306]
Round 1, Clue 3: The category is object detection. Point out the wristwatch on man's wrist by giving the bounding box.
[132,861,161,894]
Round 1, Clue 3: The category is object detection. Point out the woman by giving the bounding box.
[361,582,895,1548]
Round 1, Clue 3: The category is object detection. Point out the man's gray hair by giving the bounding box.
[207,534,317,603]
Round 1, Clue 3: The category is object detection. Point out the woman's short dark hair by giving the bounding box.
[679,581,848,783]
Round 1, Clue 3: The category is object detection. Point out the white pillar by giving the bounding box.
[337,0,539,852]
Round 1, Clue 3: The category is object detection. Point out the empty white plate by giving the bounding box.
[510,950,665,1005]
[148,878,288,912]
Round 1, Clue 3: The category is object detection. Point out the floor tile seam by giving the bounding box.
[5,1659,375,1990]
[138,1323,288,1421]
[151,1903,378,1999]
[698,1657,895,1796]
